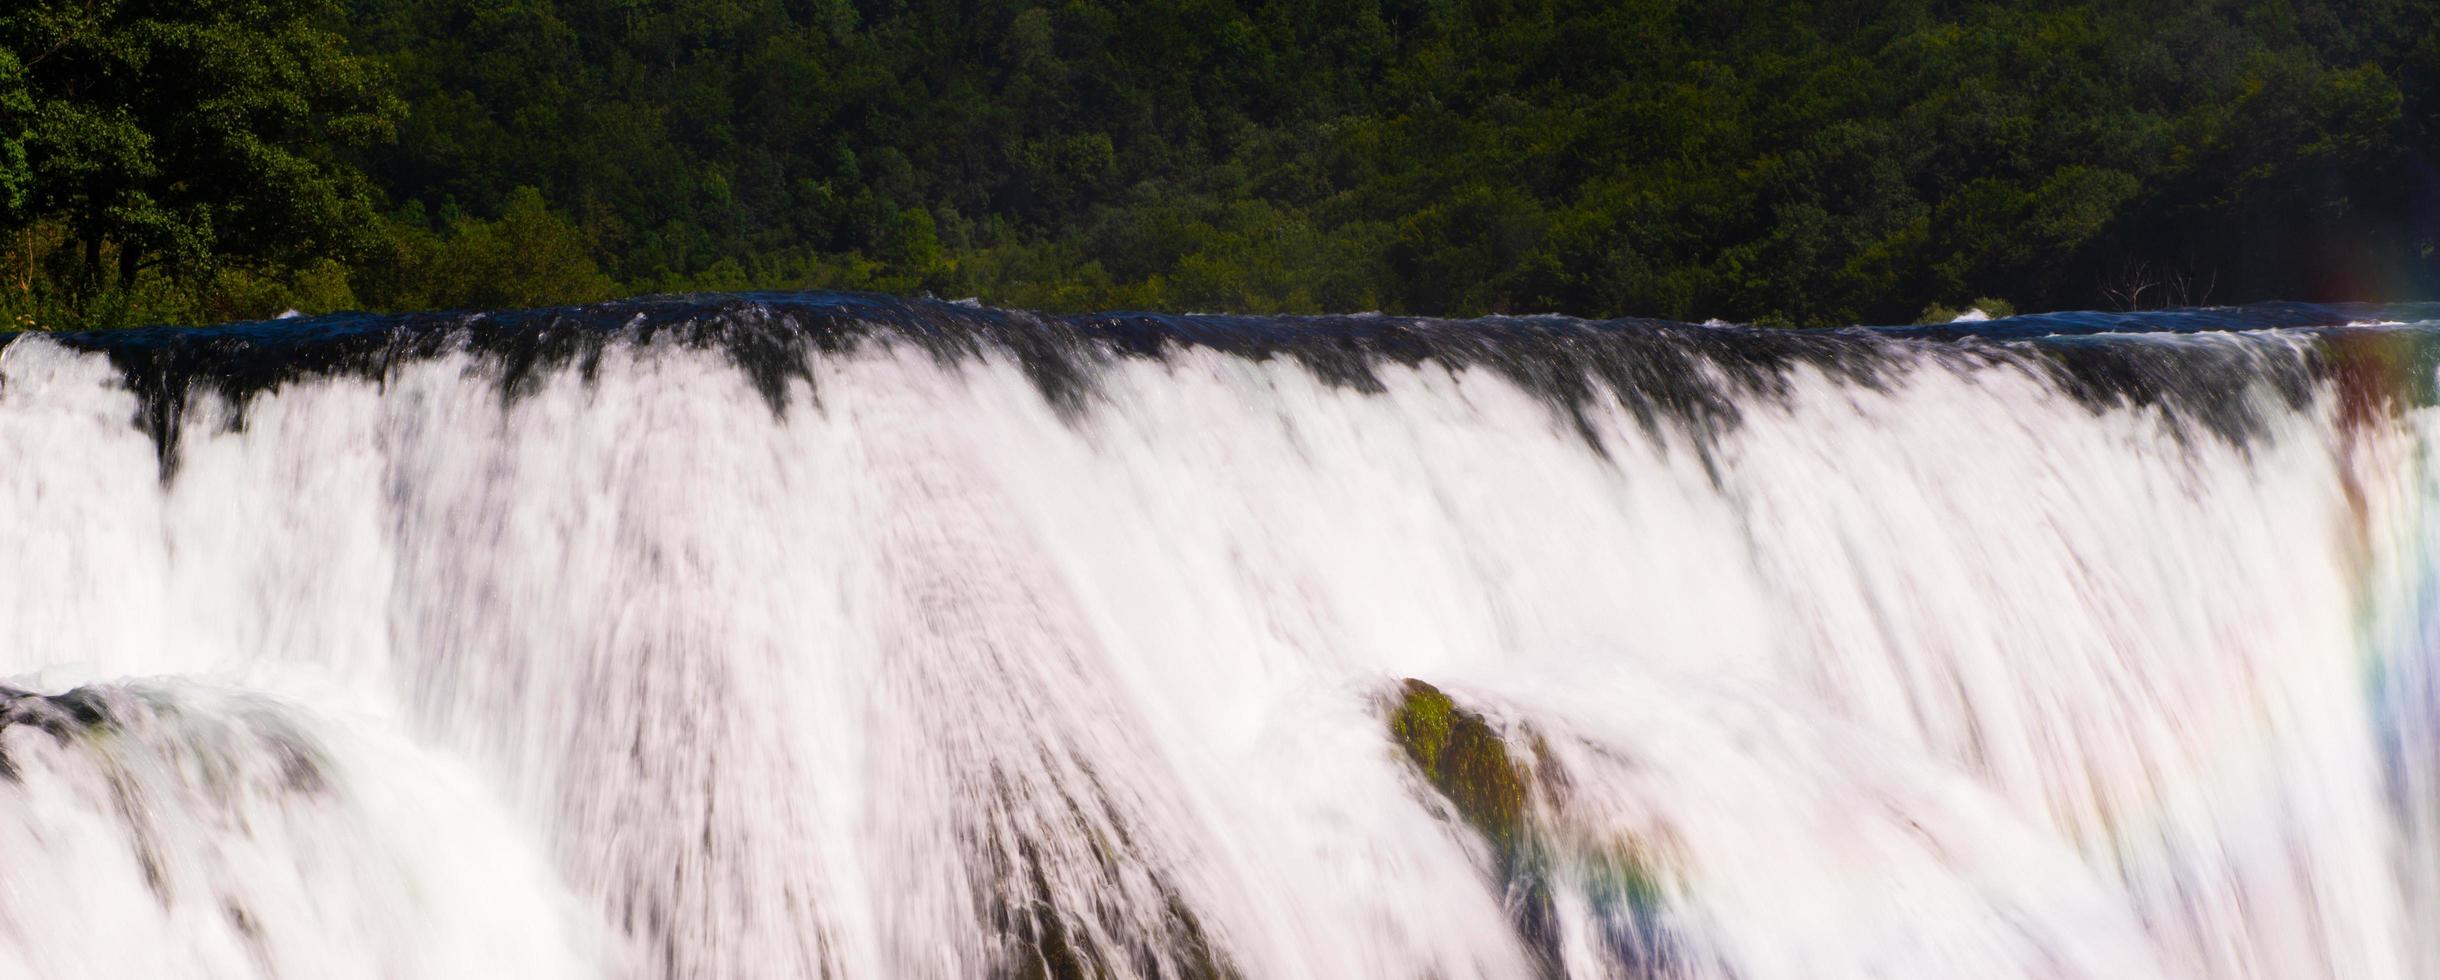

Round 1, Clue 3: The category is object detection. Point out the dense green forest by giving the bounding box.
[3,0,2437,329]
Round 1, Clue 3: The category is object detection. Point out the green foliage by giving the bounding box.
[0,49,29,224]
[357,188,615,311]
[5,0,2440,329]
[2,0,398,305]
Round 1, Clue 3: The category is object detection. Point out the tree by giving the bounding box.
[11,0,2440,327]
[429,186,616,310]
[0,48,28,225]
[0,0,399,299]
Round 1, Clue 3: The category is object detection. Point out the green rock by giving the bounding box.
[1388,678,1532,853]
[1387,678,1679,975]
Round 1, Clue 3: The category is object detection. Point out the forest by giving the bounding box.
[2,0,2436,329]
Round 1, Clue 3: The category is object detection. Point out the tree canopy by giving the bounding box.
[3,0,2437,329]
[3,0,396,317]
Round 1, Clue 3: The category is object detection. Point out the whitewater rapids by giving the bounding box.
[3,295,2439,979]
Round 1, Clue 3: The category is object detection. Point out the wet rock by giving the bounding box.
[1387,679,1682,977]
[0,685,122,781]
[981,784,1235,980]
[1388,679,1532,854]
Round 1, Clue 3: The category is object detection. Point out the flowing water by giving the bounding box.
[4,295,2440,979]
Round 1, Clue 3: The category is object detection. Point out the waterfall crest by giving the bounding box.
[6,295,2440,979]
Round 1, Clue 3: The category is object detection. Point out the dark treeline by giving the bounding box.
[4,0,2438,329]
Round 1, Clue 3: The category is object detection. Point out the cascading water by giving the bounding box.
[4,294,2440,979]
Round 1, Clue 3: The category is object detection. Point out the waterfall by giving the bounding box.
[4,295,2439,979]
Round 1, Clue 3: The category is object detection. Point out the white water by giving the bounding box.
[0,322,2435,979]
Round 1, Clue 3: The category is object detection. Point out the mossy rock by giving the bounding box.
[1388,680,1686,976]
[1388,679,1532,856]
